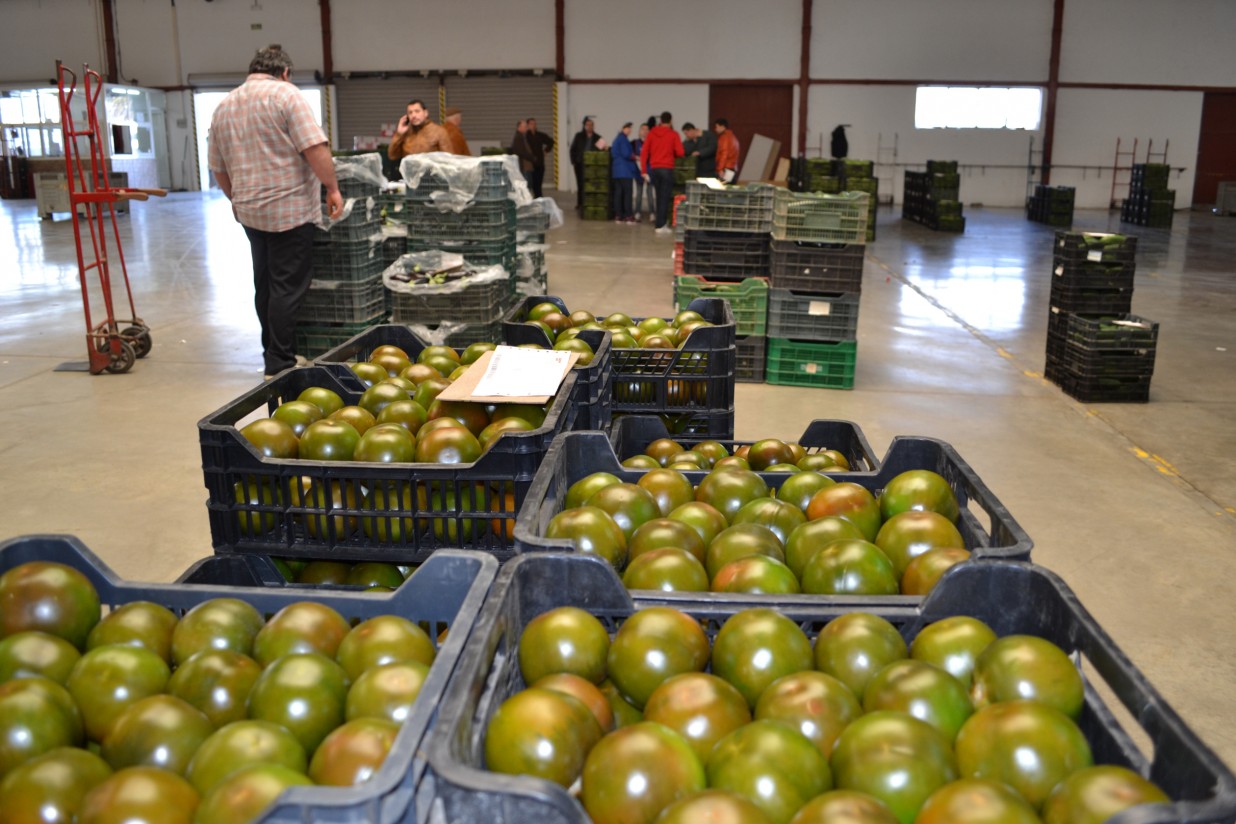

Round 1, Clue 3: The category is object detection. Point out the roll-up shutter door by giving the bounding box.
[335,77,441,149]
[441,75,555,153]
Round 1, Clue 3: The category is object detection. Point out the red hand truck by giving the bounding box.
[55,61,166,374]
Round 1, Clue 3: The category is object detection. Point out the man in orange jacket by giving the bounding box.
[640,111,685,233]
[714,118,740,183]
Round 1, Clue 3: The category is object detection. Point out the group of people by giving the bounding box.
[572,113,740,233]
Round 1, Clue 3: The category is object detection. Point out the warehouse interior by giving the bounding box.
[1,0,1235,806]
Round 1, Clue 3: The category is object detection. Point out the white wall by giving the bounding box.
[566,0,802,80]
[0,0,103,82]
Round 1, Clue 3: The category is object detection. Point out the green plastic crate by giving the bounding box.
[765,338,857,390]
[582,206,610,221]
[673,276,769,337]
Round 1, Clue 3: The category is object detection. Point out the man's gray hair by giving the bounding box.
[250,45,293,77]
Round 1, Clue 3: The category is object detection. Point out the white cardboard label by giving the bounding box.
[471,346,574,397]
[807,301,833,316]
[1086,250,1103,262]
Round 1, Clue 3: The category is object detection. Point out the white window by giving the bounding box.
[915,87,1043,131]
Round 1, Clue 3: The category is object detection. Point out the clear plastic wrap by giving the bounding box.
[334,153,387,188]
[381,250,507,296]
[399,152,532,212]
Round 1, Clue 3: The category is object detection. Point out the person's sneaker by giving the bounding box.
[655,226,673,235]
[614,218,625,224]
[633,214,643,222]
[625,218,637,224]
[294,355,311,367]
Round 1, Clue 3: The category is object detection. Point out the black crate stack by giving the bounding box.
[1046,231,1157,402]
[903,160,964,232]
[582,150,611,221]
[1121,163,1174,228]
[1027,185,1074,227]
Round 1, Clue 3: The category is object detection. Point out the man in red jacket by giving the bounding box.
[640,111,684,233]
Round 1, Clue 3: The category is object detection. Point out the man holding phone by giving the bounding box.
[387,99,452,160]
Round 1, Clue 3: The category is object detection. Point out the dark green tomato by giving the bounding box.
[358,381,411,417]
[797,453,845,473]
[246,653,350,754]
[309,717,399,786]
[545,506,628,570]
[193,764,311,824]
[533,673,615,733]
[239,418,299,459]
[478,417,534,450]
[426,399,490,437]
[657,789,774,824]
[518,606,610,685]
[916,778,1040,824]
[955,701,1093,810]
[0,560,102,651]
[353,423,417,463]
[167,649,262,730]
[86,601,178,664]
[0,746,112,824]
[731,497,808,546]
[462,341,498,364]
[708,719,833,824]
[0,630,81,683]
[829,711,958,824]
[347,660,430,724]
[296,560,351,584]
[67,645,171,742]
[711,608,814,709]
[712,556,801,595]
[878,470,959,522]
[754,671,862,757]
[411,377,452,410]
[714,456,751,471]
[629,517,707,564]
[801,539,899,596]
[643,672,752,763]
[566,472,623,510]
[783,517,867,580]
[1041,765,1171,824]
[414,425,482,464]
[805,484,881,542]
[763,464,801,474]
[270,399,323,438]
[909,616,997,689]
[418,482,486,543]
[623,454,661,469]
[554,337,595,364]
[77,766,200,824]
[862,660,973,742]
[418,344,462,366]
[622,548,710,592]
[100,695,213,775]
[581,721,705,824]
[693,440,730,466]
[586,483,662,543]
[376,399,429,436]
[299,419,361,461]
[696,470,770,523]
[776,471,836,513]
[370,346,413,376]
[901,548,971,596]
[745,439,797,471]
[706,523,785,580]
[351,361,389,388]
[185,720,307,795]
[665,452,707,471]
[336,614,435,682]
[814,613,908,700]
[600,679,644,728]
[788,790,900,824]
[252,601,351,667]
[328,405,377,436]
[231,479,278,536]
[607,607,710,709]
[970,635,1084,719]
[638,469,696,517]
[570,310,597,325]
[874,511,965,582]
[0,678,84,777]
[645,438,686,467]
[344,562,405,589]
[172,598,264,666]
[297,385,345,416]
[484,687,601,787]
[400,362,442,385]
[668,501,729,546]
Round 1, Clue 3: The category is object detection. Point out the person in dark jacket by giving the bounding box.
[610,122,639,223]
[511,120,535,184]
[831,125,849,159]
[632,119,654,221]
[525,117,555,198]
[690,123,717,177]
[569,117,602,211]
[682,122,698,157]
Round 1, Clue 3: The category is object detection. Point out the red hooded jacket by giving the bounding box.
[640,124,685,171]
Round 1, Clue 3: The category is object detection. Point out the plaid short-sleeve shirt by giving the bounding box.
[207,73,327,233]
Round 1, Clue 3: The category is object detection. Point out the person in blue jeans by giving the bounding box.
[610,122,639,223]
[632,120,655,222]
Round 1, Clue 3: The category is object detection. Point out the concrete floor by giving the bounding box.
[1,191,1234,770]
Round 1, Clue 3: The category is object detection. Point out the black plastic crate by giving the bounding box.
[608,413,879,473]
[735,334,766,382]
[1049,284,1134,316]
[1047,313,1159,350]
[315,217,384,243]
[767,288,861,341]
[295,318,389,360]
[769,240,864,293]
[199,365,581,563]
[1046,336,1157,378]
[406,235,516,272]
[0,534,497,824]
[681,230,771,280]
[405,200,516,243]
[610,408,735,439]
[296,277,388,324]
[389,275,515,327]
[1052,258,1135,290]
[423,552,1235,823]
[1054,231,1138,264]
[1045,362,1152,403]
[381,232,408,266]
[926,159,958,175]
[407,160,511,204]
[311,239,386,283]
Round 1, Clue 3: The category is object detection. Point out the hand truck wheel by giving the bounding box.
[122,325,153,359]
[105,339,137,374]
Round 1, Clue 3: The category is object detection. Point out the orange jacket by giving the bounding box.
[443,121,470,156]
[387,120,453,159]
[715,129,740,175]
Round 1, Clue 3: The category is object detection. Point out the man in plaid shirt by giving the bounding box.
[208,45,343,377]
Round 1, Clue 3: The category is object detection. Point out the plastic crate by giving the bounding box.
[1047,313,1159,350]
[673,275,768,337]
[807,175,842,194]
[769,240,864,293]
[422,551,1235,824]
[680,230,771,280]
[516,204,552,235]
[199,365,581,563]
[582,206,609,221]
[1054,231,1137,264]
[838,158,875,179]
[407,161,511,204]
[583,150,610,166]
[610,409,735,439]
[296,278,388,324]
[389,275,515,327]
[680,182,776,233]
[766,337,857,389]
[381,231,408,267]
[772,190,870,243]
[311,238,386,283]
[734,334,766,383]
[926,159,959,175]
[1048,282,1134,316]
[294,318,389,359]
[405,200,515,242]
[0,534,497,824]
[1046,336,1157,379]
[1045,360,1153,403]
[406,235,516,272]
[767,288,860,342]
[608,414,879,473]
[1052,257,1134,290]
[315,217,384,243]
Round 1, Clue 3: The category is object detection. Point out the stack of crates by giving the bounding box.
[903,160,964,232]
[1121,163,1174,228]
[403,159,516,273]
[1027,184,1074,227]
[835,158,878,242]
[515,200,552,297]
[765,188,870,389]
[298,164,390,357]
[582,150,611,220]
[1046,231,1156,402]
[803,158,842,193]
[673,156,696,196]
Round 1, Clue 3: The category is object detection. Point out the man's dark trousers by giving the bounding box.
[244,223,315,375]
[651,168,675,228]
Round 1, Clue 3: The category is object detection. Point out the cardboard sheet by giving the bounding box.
[435,346,579,404]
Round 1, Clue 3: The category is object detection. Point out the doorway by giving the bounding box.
[1192,92,1236,207]
[708,84,794,177]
